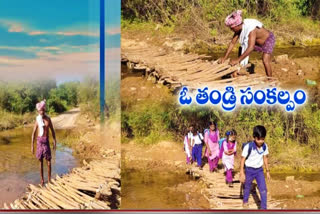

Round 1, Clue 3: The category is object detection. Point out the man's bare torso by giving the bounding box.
[253,27,270,46]
[38,116,51,137]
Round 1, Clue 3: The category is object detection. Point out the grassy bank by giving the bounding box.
[0,110,34,131]
[121,74,320,172]
[122,0,320,52]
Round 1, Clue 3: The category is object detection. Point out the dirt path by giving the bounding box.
[51,108,80,129]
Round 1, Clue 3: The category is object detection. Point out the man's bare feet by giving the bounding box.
[40,180,44,187]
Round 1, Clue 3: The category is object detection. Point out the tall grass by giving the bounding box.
[122,0,320,45]
[0,109,33,131]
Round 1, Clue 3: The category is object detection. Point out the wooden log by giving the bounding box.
[29,194,50,209]
[29,185,62,209]
[25,200,39,209]
[45,186,79,208]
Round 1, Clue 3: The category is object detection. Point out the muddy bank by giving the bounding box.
[121,165,209,209]
[121,141,209,209]
[268,178,320,209]
[122,140,320,209]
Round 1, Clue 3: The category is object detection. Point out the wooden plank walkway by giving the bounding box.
[188,164,281,209]
[121,39,278,90]
[2,151,120,210]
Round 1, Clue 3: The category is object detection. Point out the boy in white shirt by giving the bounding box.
[240,125,271,209]
[191,129,204,169]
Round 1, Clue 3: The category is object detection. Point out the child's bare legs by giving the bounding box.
[262,53,272,77]
[39,159,44,186]
[47,160,52,183]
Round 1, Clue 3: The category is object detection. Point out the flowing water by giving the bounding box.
[0,127,79,205]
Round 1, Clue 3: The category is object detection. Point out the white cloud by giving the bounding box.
[56,31,99,37]
[28,31,46,35]
[0,19,25,33]
[0,19,99,37]
[43,46,60,50]
[0,48,120,81]
[0,52,100,81]
[106,27,120,35]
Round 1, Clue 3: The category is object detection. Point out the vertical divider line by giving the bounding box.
[100,0,105,125]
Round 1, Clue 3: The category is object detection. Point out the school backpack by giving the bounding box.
[202,129,210,144]
[197,132,205,145]
[218,138,226,159]
[242,141,267,160]
[219,138,225,149]
[204,129,210,136]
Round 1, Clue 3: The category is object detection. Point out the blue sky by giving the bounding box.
[0,0,120,82]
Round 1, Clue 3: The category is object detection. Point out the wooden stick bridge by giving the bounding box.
[121,39,278,91]
[188,164,281,209]
[2,151,120,210]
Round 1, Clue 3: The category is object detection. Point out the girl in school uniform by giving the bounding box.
[183,131,192,164]
[204,121,220,172]
[221,129,237,187]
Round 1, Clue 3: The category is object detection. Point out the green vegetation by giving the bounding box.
[0,80,77,115]
[122,0,320,47]
[79,77,121,122]
[0,77,120,130]
[122,86,320,171]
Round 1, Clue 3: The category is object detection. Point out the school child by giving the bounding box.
[221,130,237,187]
[191,128,204,169]
[31,100,57,186]
[240,125,271,209]
[183,132,192,164]
[187,126,195,162]
[204,121,220,172]
[187,125,194,141]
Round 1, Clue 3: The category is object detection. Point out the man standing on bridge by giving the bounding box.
[31,100,57,186]
[218,10,276,77]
